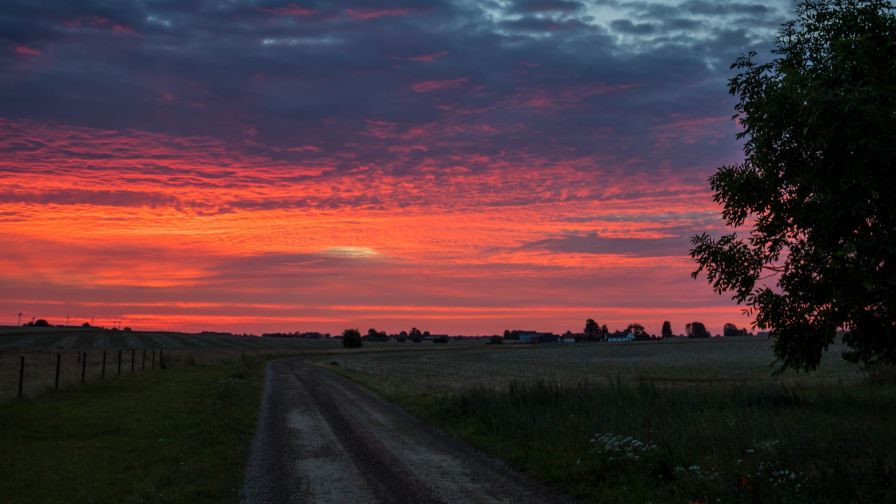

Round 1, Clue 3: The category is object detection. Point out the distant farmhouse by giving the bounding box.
[560,332,580,343]
[517,331,558,344]
[607,331,635,343]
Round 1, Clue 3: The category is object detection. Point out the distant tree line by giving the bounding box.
[339,326,458,348]
[540,319,754,342]
[262,331,330,339]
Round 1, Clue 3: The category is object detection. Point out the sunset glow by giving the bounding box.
[0,0,793,335]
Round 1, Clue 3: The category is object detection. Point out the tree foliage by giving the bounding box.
[691,0,896,370]
[584,319,600,340]
[626,323,649,340]
[342,328,362,348]
[685,322,711,339]
[661,321,674,339]
[723,323,749,337]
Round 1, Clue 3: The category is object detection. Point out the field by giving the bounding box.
[0,356,266,504]
[4,331,893,503]
[308,337,895,503]
[0,326,343,400]
[313,336,862,393]
[0,326,473,400]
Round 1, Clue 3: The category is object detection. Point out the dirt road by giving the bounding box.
[240,358,571,504]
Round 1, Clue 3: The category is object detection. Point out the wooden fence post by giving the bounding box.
[160,348,164,369]
[117,349,122,376]
[81,352,86,383]
[101,350,107,379]
[131,349,135,373]
[151,350,156,370]
[18,355,24,399]
[55,353,61,390]
[142,350,146,371]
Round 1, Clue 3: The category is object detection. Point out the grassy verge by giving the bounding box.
[332,364,896,504]
[0,357,266,504]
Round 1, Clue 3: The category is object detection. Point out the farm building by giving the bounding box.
[607,332,635,343]
[518,331,558,344]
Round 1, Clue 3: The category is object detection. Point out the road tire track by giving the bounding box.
[241,358,572,504]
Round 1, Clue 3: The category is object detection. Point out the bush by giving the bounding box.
[342,328,362,348]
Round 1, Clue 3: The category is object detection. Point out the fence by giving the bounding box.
[1,348,172,400]
[0,347,272,401]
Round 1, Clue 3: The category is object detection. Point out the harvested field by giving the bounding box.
[0,327,481,400]
[312,336,862,396]
[305,337,891,503]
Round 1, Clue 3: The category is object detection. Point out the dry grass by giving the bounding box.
[313,336,862,397]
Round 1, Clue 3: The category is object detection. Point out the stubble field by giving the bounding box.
[310,337,895,503]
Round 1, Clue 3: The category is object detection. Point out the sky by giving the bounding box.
[0,0,793,336]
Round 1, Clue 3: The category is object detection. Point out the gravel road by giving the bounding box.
[240,358,572,504]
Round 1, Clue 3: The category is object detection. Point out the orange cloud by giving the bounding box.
[0,118,742,335]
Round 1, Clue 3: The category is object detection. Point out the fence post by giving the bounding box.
[55,353,61,390]
[131,349,135,373]
[142,350,146,371]
[160,348,164,369]
[81,352,86,383]
[101,350,107,379]
[18,355,24,399]
[117,349,122,376]
[151,350,156,370]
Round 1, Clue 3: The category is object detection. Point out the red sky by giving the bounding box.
[0,1,791,335]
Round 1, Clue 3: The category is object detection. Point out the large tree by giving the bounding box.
[691,0,896,370]
[661,321,673,339]
[584,319,600,341]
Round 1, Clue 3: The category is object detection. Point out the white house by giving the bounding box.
[607,332,635,343]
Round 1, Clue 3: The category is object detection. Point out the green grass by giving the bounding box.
[0,358,266,504]
[318,341,896,503]
[409,381,896,503]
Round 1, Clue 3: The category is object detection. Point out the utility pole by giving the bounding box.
[17,312,21,326]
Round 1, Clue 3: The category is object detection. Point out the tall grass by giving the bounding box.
[417,381,896,503]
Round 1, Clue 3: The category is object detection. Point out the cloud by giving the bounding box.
[0,0,794,335]
[344,7,421,21]
[411,77,470,92]
[524,232,689,257]
[0,189,181,208]
[510,0,584,14]
[261,3,317,17]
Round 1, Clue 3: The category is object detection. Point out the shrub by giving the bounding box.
[342,328,362,348]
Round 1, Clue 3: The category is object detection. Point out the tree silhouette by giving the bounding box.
[626,323,648,340]
[685,322,710,339]
[690,0,896,370]
[342,328,362,348]
[661,321,673,339]
[584,319,600,341]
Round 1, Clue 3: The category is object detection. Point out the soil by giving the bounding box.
[241,358,572,504]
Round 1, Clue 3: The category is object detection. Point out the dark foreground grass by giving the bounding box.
[0,357,266,504]
[383,379,896,503]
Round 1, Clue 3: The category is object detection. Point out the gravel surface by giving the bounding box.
[241,358,572,504]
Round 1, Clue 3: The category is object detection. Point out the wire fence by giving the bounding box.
[0,348,275,401]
